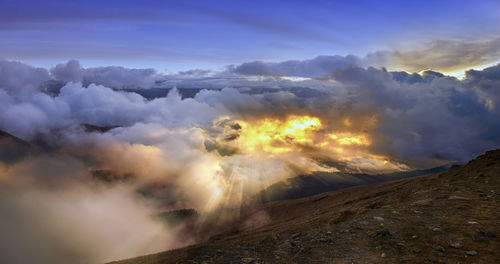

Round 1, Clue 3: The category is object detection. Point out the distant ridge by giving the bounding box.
[257,166,449,202]
[0,130,37,164]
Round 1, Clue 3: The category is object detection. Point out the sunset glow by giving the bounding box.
[236,116,321,153]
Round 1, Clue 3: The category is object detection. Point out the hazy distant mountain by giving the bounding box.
[127,87,209,100]
[0,130,37,164]
[127,86,328,100]
[83,124,120,133]
[256,166,449,202]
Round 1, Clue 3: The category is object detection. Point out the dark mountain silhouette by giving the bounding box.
[0,130,38,164]
[257,166,449,202]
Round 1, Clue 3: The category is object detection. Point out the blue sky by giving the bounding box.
[1,0,499,72]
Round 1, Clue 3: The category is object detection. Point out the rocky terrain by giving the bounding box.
[110,149,498,263]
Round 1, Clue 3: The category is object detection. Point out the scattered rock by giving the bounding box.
[467,221,479,225]
[486,230,496,237]
[373,216,385,222]
[412,248,421,254]
[314,209,325,216]
[411,235,418,239]
[375,229,391,238]
[241,257,255,263]
[381,252,386,258]
[448,195,470,200]
[473,233,485,242]
[397,242,406,249]
[412,198,432,205]
[448,240,462,249]
[466,250,478,256]
[291,233,301,239]
[436,246,445,252]
[432,227,442,232]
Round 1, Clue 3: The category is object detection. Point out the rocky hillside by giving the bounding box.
[109,150,499,264]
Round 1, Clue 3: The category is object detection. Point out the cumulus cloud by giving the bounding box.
[50,60,159,90]
[50,59,84,83]
[0,59,50,97]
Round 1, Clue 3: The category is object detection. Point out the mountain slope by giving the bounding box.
[110,149,500,264]
[0,130,38,164]
[257,166,448,203]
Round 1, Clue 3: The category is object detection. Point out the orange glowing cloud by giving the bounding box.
[329,132,370,146]
[236,115,321,154]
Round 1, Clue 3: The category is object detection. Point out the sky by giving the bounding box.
[1,1,500,263]
[1,0,500,72]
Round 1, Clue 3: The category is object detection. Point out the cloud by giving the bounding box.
[233,55,360,77]
[50,60,159,89]
[327,64,500,166]
[367,37,500,73]
[0,59,50,97]
[3,58,500,167]
[50,59,84,83]
[231,37,500,78]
